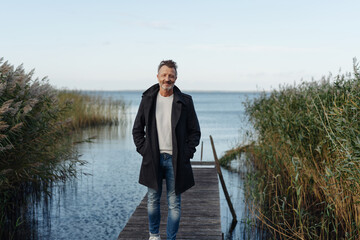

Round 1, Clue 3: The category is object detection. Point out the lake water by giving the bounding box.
[29,90,263,240]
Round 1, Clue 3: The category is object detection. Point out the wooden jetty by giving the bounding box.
[118,161,222,240]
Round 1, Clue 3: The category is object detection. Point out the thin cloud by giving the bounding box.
[135,20,172,30]
[187,43,325,53]
[101,41,111,46]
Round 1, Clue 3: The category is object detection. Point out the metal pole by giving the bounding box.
[210,135,237,222]
[200,141,203,161]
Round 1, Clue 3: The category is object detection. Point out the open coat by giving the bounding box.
[132,84,201,194]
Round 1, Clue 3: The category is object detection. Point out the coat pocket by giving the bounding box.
[184,143,193,161]
[138,140,148,156]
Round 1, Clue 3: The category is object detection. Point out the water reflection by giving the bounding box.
[27,110,146,240]
[220,154,271,240]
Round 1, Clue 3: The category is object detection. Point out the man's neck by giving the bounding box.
[159,88,174,97]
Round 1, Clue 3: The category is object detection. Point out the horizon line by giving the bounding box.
[56,88,269,93]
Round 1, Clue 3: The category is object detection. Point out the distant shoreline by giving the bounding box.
[68,89,268,94]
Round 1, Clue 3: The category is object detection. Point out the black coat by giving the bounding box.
[132,84,201,194]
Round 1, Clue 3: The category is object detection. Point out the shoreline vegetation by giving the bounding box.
[57,90,127,130]
[0,59,125,239]
[221,59,360,239]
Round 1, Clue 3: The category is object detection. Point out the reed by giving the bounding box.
[0,58,127,238]
[0,59,83,239]
[219,144,253,167]
[57,90,127,130]
[0,58,129,238]
[226,59,360,239]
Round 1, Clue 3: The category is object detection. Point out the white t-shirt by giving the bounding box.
[156,92,174,155]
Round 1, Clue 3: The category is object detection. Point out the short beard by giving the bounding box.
[160,83,174,91]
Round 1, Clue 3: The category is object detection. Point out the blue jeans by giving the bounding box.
[148,153,181,240]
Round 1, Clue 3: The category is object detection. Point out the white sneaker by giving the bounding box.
[149,234,161,240]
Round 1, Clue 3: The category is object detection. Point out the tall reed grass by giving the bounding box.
[239,59,360,239]
[57,90,127,130]
[0,58,85,238]
[0,58,129,238]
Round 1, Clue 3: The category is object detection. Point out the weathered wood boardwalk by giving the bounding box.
[118,162,222,240]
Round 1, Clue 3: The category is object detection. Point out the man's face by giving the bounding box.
[157,65,177,91]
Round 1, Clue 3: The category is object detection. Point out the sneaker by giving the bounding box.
[149,234,161,240]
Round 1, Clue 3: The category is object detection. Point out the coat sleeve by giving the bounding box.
[132,97,146,155]
[186,97,201,158]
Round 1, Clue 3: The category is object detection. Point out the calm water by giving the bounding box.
[30,90,262,240]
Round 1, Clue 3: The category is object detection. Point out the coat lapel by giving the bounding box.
[171,87,185,185]
[142,85,160,188]
[172,87,184,128]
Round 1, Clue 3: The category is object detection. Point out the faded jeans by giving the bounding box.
[148,153,181,240]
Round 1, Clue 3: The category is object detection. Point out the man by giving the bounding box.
[132,60,201,240]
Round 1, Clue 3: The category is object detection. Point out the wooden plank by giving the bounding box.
[118,165,222,240]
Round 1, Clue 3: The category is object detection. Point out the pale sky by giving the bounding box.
[2,0,359,91]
